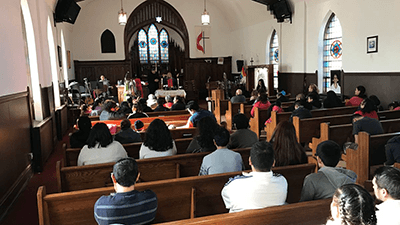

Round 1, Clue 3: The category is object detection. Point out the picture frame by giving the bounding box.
[367,36,378,53]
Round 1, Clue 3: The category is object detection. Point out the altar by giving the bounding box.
[154,89,186,98]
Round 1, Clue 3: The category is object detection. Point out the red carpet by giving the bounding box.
[0,132,70,225]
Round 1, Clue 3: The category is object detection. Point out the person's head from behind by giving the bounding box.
[236,89,242,96]
[250,141,274,172]
[213,126,230,147]
[132,102,143,113]
[87,123,113,148]
[120,119,131,131]
[120,101,130,109]
[316,140,341,168]
[307,93,318,103]
[250,90,258,99]
[233,113,250,130]
[326,90,337,100]
[134,120,144,132]
[103,99,116,112]
[157,98,165,107]
[186,100,199,114]
[360,98,376,114]
[112,158,139,190]
[355,85,366,98]
[373,166,400,202]
[258,93,268,104]
[144,119,173,151]
[165,95,173,103]
[174,96,183,104]
[77,116,92,133]
[294,100,305,110]
[295,93,305,101]
[388,101,399,111]
[330,184,376,225]
[197,116,218,148]
[352,113,364,124]
[369,95,380,107]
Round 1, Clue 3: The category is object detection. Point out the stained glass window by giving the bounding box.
[323,14,342,92]
[148,24,159,63]
[269,30,279,89]
[138,29,148,63]
[160,29,169,63]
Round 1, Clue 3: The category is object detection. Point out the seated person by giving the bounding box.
[276,91,289,102]
[146,94,157,109]
[163,95,173,109]
[77,123,128,166]
[307,92,322,109]
[114,119,142,144]
[94,158,157,225]
[139,98,153,113]
[153,98,169,112]
[300,140,357,201]
[385,135,400,166]
[352,113,383,144]
[265,100,283,124]
[186,116,218,153]
[250,93,271,117]
[286,93,312,112]
[100,100,124,120]
[134,120,145,132]
[176,100,216,128]
[127,103,149,119]
[289,100,312,123]
[171,96,185,110]
[373,166,400,225]
[70,116,92,148]
[231,89,246,103]
[323,91,344,108]
[139,119,177,159]
[388,101,400,111]
[345,85,367,106]
[369,95,383,111]
[199,126,243,175]
[117,101,133,114]
[247,90,258,105]
[227,113,258,149]
[326,184,376,225]
[221,141,287,213]
[354,98,379,120]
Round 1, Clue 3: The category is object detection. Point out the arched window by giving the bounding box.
[269,30,279,89]
[101,29,116,53]
[323,14,342,92]
[137,24,169,64]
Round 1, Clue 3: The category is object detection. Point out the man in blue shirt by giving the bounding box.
[94,158,157,225]
[186,100,216,127]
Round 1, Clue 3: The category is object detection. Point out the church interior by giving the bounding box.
[1,0,400,224]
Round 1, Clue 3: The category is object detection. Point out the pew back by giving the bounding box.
[39,163,316,225]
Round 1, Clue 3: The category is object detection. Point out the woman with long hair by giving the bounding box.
[127,102,149,119]
[140,119,177,159]
[77,123,127,166]
[256,79,267,94]
[70,116,92,148]
[346,85,367,106]
[354,97,378,120]
[269,121,307,167]
[250,92,271,117]
[326,184,377,225]
[186,116,218,153]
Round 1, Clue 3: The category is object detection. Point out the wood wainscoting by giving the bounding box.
[278,71,318,96]
[0,90,33,222]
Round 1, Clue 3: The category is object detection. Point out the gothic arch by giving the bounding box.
[124,0,189,59]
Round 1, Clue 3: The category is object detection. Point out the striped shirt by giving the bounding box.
[94,190,157,225]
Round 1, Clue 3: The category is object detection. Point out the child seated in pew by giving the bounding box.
[354,98,378,120]
[94,158,157,225]
[114,119,142,144]
[388,101,400,111]
[154,98,169,112]
[77,123,128,166]
[70,116,92,148]
[289,100,312,123]
[250,93,271,117]
[227,113,258,149]
[221,141,287,213]
[326,184,376,225]
[300,140,357,202]
[352,113,383,144]
[139,119,177,159]
[199,126,243,176]
[372,166,400,225]
[172,100,216,129]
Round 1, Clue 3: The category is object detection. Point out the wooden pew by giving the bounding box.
[89,110,190,121]
[64,138,193,166]
[225,102,243,130]
[139,127,197,140]
[294,109,400,145]
[346,131,400,184]
[214,99,229,124]
[38,163,316,225]
[157,198,331,225]
[240,104,252,120]
[394,163,400,169]
[57,148,251,192]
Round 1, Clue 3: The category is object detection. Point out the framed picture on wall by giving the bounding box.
[57,46,62,67]
[367,36,378,53]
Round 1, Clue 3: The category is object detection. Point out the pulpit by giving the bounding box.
[211,89,224,101]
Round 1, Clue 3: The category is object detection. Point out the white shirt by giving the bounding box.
[77,141,128,166]
[221,171,288,213]
[139,141,177,159]
[376,199,400,225]
[328,84,341,94]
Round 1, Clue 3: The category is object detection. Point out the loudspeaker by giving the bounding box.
[272,0,291,23]
[55,0,81,24]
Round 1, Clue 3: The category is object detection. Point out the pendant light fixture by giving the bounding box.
[118,0,127,25]
[201,0,210,25]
